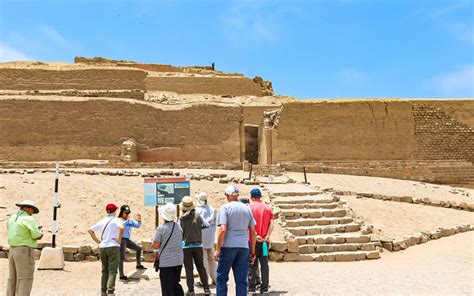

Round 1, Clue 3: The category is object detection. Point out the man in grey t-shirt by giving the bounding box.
[214,186,256,296]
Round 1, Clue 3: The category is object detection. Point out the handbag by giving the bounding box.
[154,222,176,272]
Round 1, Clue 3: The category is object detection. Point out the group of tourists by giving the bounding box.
[5,185,274,296]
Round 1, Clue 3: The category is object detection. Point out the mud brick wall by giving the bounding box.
[0,69,146,90]
[146,76,265,96]
[0,99,242,162]
[271,101,418,161]
[413,101,474,162]
[243,106,279,125]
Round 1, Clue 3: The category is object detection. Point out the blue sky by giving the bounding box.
[0,0,473,98]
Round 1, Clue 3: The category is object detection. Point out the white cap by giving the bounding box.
[224,185,240,196]
[196,192,208,206]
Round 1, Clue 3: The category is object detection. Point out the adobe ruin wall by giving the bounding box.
[0,97,242,163]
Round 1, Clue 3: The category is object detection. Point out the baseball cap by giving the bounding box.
[106,203,118,213]
[120,205,131,213]
[224,185,240,196]
[250,188,262,198]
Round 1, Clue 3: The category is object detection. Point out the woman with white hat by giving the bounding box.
[152,203,184,296]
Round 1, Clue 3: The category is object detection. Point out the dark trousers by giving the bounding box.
[249,242,269,291]
[183,247,209,292]
[119,238,142,277]
[216,247,249,296]
[100,247,120,294]
[160,265,184,296]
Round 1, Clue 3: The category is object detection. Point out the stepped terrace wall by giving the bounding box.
[0,98,242,162]
[0,68,146,90]
[145,76,265,96]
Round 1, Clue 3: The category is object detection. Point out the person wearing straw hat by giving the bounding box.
[6,199,43,296]
[152,203,184,296]
[195,192,217,287]
[179,196,211,296]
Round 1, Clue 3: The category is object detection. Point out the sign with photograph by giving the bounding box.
[144,177,191,206]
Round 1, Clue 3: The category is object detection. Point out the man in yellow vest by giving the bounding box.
[6,200,43,296]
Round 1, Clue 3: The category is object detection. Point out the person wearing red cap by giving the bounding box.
[88,203,124,296]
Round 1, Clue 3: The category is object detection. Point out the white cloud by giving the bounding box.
[0,43,31,62]
[427,65,474,97]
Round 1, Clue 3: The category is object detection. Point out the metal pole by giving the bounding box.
[303,166,308,184]
[248,163,253,180]
[155,206,159,229]
[52,162,59,248]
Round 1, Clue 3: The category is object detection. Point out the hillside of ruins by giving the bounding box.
[0,56,473,294]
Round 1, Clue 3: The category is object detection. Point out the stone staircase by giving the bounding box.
[268,184,381,262]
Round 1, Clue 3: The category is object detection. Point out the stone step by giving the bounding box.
[281,208,348,219]
[293,233,372,245]
[293,250,381,262]
[285,217,354,227]
[277,202,339,210]
[272,191,323,197]
[298,242,377,254]
[273,195,338,205]
[287,223,361,236]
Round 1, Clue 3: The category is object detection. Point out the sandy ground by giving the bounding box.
[0,231,472,295]
[0,170,277,247]
[342,196,474,240]
[287,172,473,204]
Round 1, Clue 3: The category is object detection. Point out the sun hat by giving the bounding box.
[250,188,262,198]
[159,203,177,221]
[224,185,240,196]
[180,196,195,211]
[106,203,118,213]
[15,200,39,214]
[196,192,208,206]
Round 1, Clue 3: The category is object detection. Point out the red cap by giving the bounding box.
[106,203,118,213]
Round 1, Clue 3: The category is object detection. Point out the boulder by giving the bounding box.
[283,253,298,262]
[78,245,92,255]
[270,241,287,253]
[269,252,284,262]
[86,256,98,262]
[74,253,86,262]
[287,239,299,253]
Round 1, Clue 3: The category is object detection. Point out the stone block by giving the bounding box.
[334,237,346,244]
[270,241,287,253]
[74,253,86,262]
[321,254,336,262]
[64,252,75,262]
[344,224,360,232]
[322,227,336,234]
[287,239,299,253]
[367,251,380,259]
[38,247,65,270]
[289,228,306,236]
[283,253,298,262]
[313,237,325,244]
[345,236,370,244]
[301,220,316,227]
[400,196,413,203]
[0,251,7,259]
[335,253,356,262]
[297,254,314,262]
[309,212,323,218]
[62,245,79,253]
[382,242,392,252]
[86,256,98,262]
[324,237,335,244]
[141,241,154,253]
[268,251,284,262]
[336,244,357,252]
[296,238,307,245]
[360,243,376,251]
[78,245,92,255]
[332,209,347,217]
[143,253,155,263]
[298,245,315,254]
[355,253,367,260]
[316,245,335,253]
[304,227,320,236]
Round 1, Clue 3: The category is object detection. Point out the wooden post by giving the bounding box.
[155,206,159,229]
[303,166,308,184]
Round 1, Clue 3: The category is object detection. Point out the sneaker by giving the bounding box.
[248,288,256,294]
[119,276,129,281]
[260,288,269,295]
[195,281,204,288]
[136,264,147,270]
[204,288,211,295]
[185,291,195,296]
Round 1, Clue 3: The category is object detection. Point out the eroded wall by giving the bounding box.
[0,69,146,90]
[0,98,242,162]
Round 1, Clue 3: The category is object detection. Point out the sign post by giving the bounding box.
[52,161,59,248]
[144,177,190,227]
[37,161,65,270]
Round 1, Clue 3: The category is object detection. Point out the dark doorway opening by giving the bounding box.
[245,125,259,164]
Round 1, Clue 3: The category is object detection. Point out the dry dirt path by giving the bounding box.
[1,231,472,295]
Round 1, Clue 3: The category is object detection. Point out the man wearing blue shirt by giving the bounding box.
[118,205,146,281]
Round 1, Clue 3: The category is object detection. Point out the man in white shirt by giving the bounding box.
[195,192,217,286]
[88,203,124,296]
